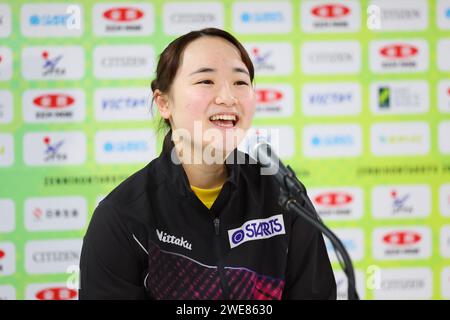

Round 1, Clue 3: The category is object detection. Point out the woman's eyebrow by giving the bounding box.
[188,67,249,76]
[189,67,215,76]
[233,67,250,76]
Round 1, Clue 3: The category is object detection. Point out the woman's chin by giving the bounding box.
[197,142,235,164]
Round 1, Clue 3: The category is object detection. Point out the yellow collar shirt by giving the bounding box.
[190,184,223,209]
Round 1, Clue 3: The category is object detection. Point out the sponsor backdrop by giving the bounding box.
[0,0,449,300]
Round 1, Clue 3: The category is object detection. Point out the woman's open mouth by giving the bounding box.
[209,113,238,128]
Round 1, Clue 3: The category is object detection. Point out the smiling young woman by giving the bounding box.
[79,28,336,300]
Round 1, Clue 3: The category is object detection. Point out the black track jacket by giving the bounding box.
[79,136,336,300]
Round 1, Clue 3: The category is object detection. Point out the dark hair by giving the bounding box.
[151,28,254,135]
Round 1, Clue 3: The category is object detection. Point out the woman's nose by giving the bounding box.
[215,85,237,106]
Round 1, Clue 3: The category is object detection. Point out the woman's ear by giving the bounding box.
[153,89,171,119]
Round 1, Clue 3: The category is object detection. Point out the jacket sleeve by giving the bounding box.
[282,212,337,300]
[78,201,149,300]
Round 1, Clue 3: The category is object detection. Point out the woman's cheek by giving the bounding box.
[184,90,211,114]
[242,95,256,115]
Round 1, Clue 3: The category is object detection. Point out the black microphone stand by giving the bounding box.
[277,165,360,300]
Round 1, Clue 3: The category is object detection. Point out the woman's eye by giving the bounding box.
[197,80,214,85]
[235,81,249,86]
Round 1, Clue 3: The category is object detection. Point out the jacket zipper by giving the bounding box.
[213,216,230,299]
[214,217,220,236]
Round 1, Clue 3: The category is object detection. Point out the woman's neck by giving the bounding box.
[172,139,230,189]
[182,162,227,189]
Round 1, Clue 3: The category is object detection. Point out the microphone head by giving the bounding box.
[238,129,270,160]
[250,141,275,168]
[238,129,280,173]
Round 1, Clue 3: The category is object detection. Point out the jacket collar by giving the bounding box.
[157,132,241,198]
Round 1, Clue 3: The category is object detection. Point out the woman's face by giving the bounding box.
[159,36,256,160]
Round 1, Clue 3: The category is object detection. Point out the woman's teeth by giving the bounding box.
[209,114,237,127]
[209,114,237,121]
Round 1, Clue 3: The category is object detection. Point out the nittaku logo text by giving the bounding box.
[156,229,192,251]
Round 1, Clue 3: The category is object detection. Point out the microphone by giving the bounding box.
[249,141,314,216]
[250,141,291,177]
[249,140,359,300]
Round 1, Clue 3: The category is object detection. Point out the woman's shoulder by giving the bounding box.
[91,160,162,241]
[102,156,166,206]
[102,165,151,207]
[95,156,167,224]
